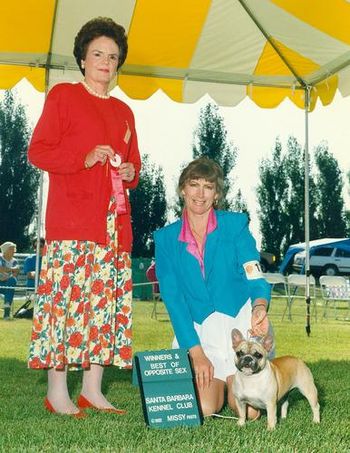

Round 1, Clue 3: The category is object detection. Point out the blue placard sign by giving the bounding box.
[133,348,203,428]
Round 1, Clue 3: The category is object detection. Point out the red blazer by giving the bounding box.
[28,83,141,250]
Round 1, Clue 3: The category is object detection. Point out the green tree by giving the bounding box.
[130,154,167,257]
[346,170,350,236]
[345,210,350,236]
[192,103,238,209]
[257,138,288,261]
[257,136,319,263]
[0,90,39,250]
[314,142,347,237]
[232,188,250,219]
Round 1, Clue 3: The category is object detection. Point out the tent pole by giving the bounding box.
[34,174,44,290]
[34,90,50,290]
[304,86,311,336]
[33,77,49,291]
[33,0,59,290]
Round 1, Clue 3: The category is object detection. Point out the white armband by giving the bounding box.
[243,260,263,280]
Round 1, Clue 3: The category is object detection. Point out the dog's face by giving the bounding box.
[231,329,273,376]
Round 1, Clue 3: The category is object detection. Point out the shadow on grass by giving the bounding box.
[0,357,133,412]
[255,359,347,417]
[0,357,347,417]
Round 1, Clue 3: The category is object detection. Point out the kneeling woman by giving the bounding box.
[154,157,271,417]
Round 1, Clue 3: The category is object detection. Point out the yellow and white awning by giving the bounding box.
[1,0,350,110]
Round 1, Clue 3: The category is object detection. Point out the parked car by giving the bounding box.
[293,246,350,276]
[279,238,350,275]
[259,251,276,273]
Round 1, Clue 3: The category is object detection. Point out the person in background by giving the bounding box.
[27,17,141,417]
[154,157,272,418]
[146,260,160,294]
[23,238,45,289]
[0,241,19,320]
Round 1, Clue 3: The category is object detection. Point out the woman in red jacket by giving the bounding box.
[28,17,141,417]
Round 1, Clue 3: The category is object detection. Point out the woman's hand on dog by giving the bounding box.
[189,345,214,390]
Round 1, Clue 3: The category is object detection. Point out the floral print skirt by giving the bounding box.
[28,199,132,370]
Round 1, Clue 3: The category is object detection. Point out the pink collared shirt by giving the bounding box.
[178,208,217,277]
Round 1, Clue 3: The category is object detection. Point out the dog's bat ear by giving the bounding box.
[262,334,274,352]
[231,329,244,349]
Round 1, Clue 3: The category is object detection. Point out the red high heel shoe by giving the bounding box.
[44,397,87,419]
[77,394,126,415]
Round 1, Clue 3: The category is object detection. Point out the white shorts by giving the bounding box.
[172,300,253,382]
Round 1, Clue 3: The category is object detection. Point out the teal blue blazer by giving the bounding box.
[154,211,270,350]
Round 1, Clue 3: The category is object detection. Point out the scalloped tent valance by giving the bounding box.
[1,0,350,111]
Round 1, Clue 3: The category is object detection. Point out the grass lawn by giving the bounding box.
[0,297,349,452]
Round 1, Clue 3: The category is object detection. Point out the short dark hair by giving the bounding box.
[73,17,128,74]
[177,157,224,207]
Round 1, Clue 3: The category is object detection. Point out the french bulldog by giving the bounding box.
[231,328,320,430]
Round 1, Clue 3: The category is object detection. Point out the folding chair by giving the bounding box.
[0,294,6,317]
[150,283,168,320]
[263,272,288,294]
[286,274,317,321]
[319,275,350,320]
[13,290,35,319]
[263,273,288,319]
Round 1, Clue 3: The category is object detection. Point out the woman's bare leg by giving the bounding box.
[47,367,80,414]
[81,364,115,409]
[196,378,225,416]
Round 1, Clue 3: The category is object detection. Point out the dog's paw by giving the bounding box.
[312,403,320,423]
[280,400,289,419]
[237,418,246,427]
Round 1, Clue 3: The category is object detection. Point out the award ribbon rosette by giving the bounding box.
[110,153,127,215]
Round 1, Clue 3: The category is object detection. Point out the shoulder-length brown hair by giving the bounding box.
[177,157,224,207]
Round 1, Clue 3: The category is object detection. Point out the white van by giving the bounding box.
[293,246,350,276]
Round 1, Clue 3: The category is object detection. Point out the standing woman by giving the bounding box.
[154,157,272,417]
[28,17,141,417]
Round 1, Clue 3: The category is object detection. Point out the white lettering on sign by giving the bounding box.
[167,414,186,421]
[166,394,194,402]
[144,368,174,377]
[148,404,173,412]
[145,396,166,404]
[144,354,173,361]
[150,417,163,424]
[150,362,167,369]
[176,402,193,409]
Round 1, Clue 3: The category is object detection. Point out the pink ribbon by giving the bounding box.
[111,168,127,215]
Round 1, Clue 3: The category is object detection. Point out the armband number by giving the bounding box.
[243,260,263,280]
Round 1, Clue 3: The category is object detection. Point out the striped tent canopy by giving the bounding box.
[1,0,350,110]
